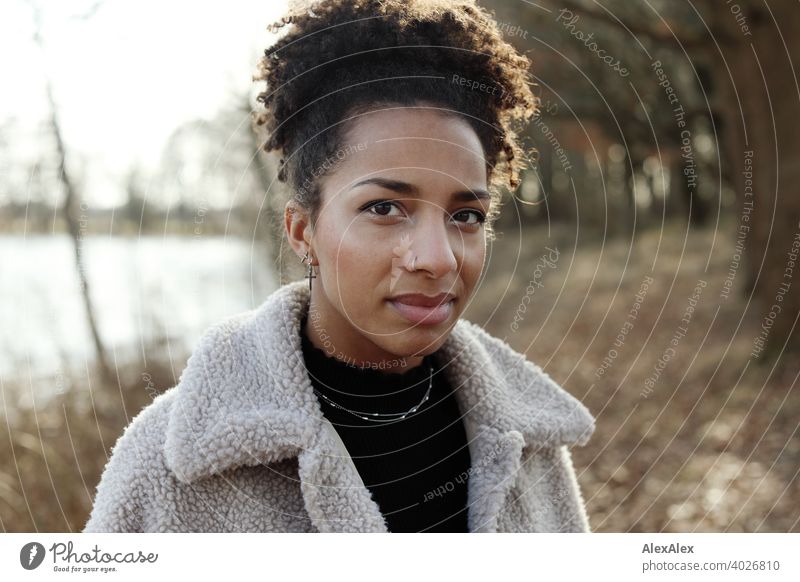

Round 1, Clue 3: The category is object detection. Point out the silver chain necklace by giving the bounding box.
[312,361,434,423]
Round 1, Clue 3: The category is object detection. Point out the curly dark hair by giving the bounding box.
[251,0,538,239]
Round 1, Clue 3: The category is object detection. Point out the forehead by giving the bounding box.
[321,107,488,194]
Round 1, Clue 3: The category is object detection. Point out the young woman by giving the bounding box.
[84,0,595,533]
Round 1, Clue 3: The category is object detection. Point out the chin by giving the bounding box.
[388,331,450,358]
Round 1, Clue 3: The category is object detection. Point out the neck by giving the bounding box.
[304,288,426,375]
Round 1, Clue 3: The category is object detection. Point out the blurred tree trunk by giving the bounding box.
[30,1,113,384]
[706,2,800,358]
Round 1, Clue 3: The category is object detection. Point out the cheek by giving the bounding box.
[316,213,358,267]
[332,239,390,323]
[317,221,390,306]
[461,238,486,285]
[334,229,389,278]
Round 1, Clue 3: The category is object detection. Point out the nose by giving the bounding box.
[409,209,459,278]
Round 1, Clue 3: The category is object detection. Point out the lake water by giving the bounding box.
[0,235,277,381]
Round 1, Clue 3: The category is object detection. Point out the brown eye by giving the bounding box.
[452,209,486,226]
[360,200,403,218]
[371,202,395,216]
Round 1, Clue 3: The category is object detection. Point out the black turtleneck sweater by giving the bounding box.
[300,313,471,532]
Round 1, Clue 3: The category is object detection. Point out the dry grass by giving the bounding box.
[468,221,799,532]
[0,358,180,532]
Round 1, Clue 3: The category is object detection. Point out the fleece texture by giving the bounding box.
[83,279,596,533]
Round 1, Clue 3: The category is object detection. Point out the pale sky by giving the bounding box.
[0,0,288,207]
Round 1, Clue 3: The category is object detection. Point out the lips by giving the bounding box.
[389,292,456,307]
[387,292,456,325]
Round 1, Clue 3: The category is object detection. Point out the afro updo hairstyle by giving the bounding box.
[251,0,539,241]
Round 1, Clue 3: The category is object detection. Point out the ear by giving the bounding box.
[285,199,314,260]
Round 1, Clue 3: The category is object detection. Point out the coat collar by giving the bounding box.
[164,280,595,532]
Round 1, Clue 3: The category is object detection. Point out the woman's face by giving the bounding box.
[287,106,490,368]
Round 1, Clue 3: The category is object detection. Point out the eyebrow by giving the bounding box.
[348,177,491,202]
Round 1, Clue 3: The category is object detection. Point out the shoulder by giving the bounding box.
[466,320,559,382]
[450,318,596,447]
[94,387,177,472]
[83,389,177,532]
[114,388,178,459]
[178,279,307,370]
[452,318,563,390]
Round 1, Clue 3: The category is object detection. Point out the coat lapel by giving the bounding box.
[434,320,594,532]
[295,415,389,532]
[163,280,595,533]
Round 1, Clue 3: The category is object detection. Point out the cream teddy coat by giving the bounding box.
[83,279,596,533]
